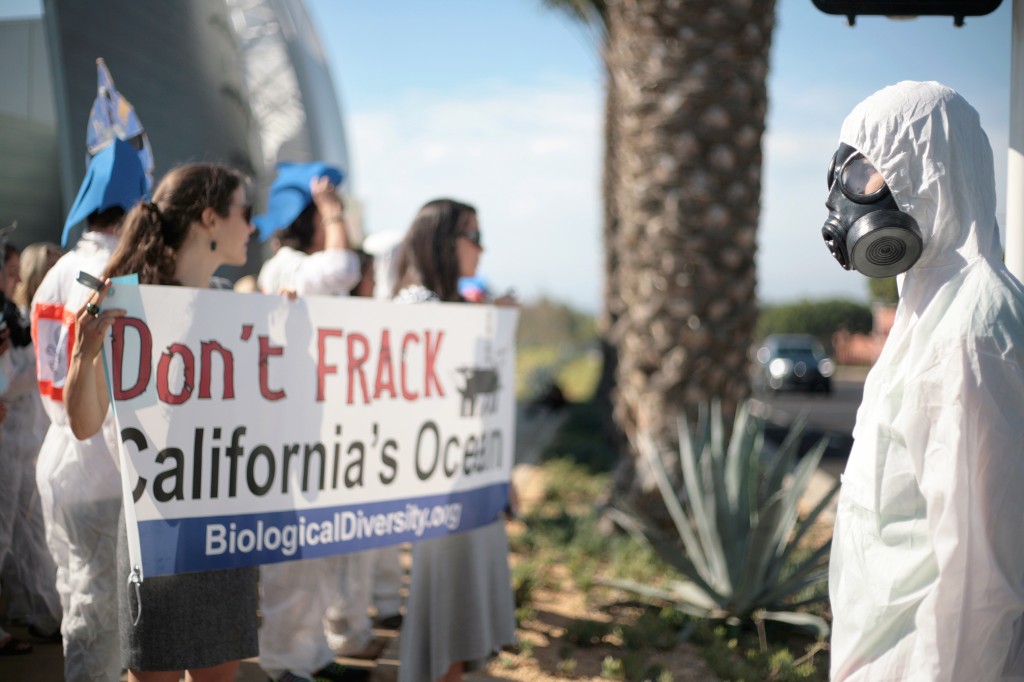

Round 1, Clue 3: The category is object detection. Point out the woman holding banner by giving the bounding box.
[64,162,259,682]
[392,198,517,682]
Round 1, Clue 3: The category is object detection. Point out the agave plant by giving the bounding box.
[607,400,839,637]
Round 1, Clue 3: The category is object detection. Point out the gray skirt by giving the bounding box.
[118,513,259,671]
[398,520,517,681]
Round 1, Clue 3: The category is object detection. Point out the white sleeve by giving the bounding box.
[295,249,361,296]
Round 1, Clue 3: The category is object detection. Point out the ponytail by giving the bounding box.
[104,200,178,284]
[103,163,242,285]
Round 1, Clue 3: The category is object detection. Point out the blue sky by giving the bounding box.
[3,0,1013,311]
[305,0,1012,311]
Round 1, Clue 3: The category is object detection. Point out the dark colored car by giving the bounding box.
[753,334,834,394]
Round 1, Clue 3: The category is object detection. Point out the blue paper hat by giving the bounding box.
[62,138,147,247]
[253,161,344,241]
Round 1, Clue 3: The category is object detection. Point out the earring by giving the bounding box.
[210,240,218,252]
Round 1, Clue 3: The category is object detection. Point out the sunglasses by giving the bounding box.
[459,229,482,247]
[234,203,253,224]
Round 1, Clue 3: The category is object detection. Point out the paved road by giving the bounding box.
[752,370,865,466]
[755,379,863,437]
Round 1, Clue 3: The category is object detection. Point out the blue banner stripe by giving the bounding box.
[137,483,509,576]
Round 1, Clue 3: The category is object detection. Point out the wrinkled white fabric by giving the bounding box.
[362,229,405,299]
[258,556,345,679]
[323,550,374,656]
[829,81,1024,681]
[31,231,122,682]
[370,544,404,619]
[256,244,372,677]
[257,245,360,296]
[0,335,61,634]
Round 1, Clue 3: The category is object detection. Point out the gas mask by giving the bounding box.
[821,143,922,278]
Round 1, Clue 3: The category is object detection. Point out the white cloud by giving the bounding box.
[348,81,603,312]
[348,78,1013,313]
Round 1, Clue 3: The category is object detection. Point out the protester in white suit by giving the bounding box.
[825,81,1024,681]
[254,161,369,682]
[30,138,146,681]
[0,242,62,657]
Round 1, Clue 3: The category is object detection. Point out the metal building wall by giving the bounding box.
[0,19,60,248]
[4,1,353,261]
[42,0,263,255]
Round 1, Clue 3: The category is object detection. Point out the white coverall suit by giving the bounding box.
[0,324,62,637]
[256,245,379,678]
[829,81,1024,680]
[31,231,122,681]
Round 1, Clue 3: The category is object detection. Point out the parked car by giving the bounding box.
[753,334,834,394]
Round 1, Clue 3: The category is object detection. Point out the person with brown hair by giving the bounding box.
[14,242,62,312]
[393,198,517,682]
[0,241,61,656]
[0,241,62,657]
[64,162,258,682]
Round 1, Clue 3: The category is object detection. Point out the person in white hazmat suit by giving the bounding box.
[254,161,371,682]
[31,138,146,681]
[823,80,1024,680]
[1,243,63,636]
[359,228,409,633]
[0,244,62,653]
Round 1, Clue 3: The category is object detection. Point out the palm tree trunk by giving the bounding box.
[606,0,775,502]
[596,23,624,455]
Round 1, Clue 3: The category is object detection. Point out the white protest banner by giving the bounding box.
[102,284,517,579]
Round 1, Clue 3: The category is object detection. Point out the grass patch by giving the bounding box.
[516,343,601,403]
[691,621,829,681]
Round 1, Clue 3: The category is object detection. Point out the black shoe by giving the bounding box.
[312,662,369,682]
[0,636,33,656]
[373,612,404,630]
[27,625,62,644]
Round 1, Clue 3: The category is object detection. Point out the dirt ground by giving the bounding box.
[480,583,718,682]
[472,464,720,682]
[3,459,835,681]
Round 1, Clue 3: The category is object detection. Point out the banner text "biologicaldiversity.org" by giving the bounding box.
[204,502,462,557]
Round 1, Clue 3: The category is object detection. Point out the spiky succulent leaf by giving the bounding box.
[723,401,748,511]
[731,489,790,613]
[705,412,735,584]
[757,610,830,639]
[611,399,834,630]
[640,432,713,584]
[769,437,829,558]
[595,577,714,617]
[610,498,722,602]
[675,414,728,589]
[762,411,809,496]
[760,541,833,607]
[771,476,841,587]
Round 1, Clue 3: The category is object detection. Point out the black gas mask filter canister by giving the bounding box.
[821,143,922,278]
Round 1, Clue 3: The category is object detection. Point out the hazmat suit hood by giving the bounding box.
[840,80,1001,281]
[829,81,1024,681]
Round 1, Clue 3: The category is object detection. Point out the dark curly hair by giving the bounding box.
[273,202,319,253]
[104,163,242,285]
